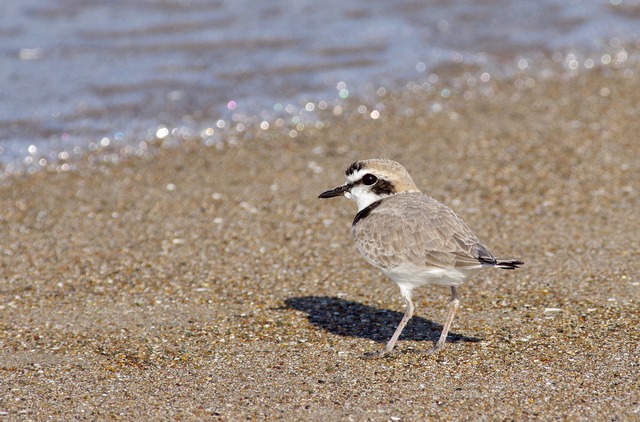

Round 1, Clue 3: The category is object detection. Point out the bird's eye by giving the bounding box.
[362,174,378,185]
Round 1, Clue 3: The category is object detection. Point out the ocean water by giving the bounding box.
[1,0,639,175]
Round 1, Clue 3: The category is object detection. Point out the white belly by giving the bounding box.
[382,263,483,290]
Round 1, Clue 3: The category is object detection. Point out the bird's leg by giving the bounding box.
[384,294,414,353]
[432,286,460,352]
[363,292,414,359]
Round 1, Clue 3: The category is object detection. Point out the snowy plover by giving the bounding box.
[319,159,523,357]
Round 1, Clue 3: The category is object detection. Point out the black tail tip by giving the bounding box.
[497,259,524,270]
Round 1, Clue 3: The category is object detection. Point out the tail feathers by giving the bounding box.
[495,259,524,270]
[479,256,524,269]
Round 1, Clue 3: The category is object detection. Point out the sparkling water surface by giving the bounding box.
[1,0,640,175]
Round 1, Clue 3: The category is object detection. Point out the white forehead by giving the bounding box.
[343,159,420,195]
[346,168,369,183]
[345,159,407,181]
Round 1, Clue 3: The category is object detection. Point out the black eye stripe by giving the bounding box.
[351,174,395,195]
[371,179,395,195]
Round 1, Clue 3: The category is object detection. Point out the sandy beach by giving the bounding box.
[1,67,639,419]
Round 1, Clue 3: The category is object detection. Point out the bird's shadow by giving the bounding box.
[284,296,481,345]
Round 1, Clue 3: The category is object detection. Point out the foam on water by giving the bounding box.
[1,0,640,176]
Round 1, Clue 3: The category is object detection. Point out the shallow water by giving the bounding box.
[1,0,640,174]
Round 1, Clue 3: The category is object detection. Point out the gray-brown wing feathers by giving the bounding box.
[353,193,493,270]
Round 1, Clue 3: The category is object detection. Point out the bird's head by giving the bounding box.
[318,159,420,211]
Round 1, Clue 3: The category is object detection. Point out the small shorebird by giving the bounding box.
[319,159,523,357]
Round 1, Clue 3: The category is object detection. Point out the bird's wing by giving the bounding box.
[353,193,491,270]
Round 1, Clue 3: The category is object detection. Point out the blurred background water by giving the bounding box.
[1,0,640,175]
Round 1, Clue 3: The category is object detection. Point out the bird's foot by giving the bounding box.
[361,349,393,359]
[419,341,445,355]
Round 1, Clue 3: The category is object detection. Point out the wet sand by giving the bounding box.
[1,68,639,419]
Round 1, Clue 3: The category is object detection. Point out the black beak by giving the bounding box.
[318,184,350,199]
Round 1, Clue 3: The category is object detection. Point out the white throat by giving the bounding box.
[346,184,390,211]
